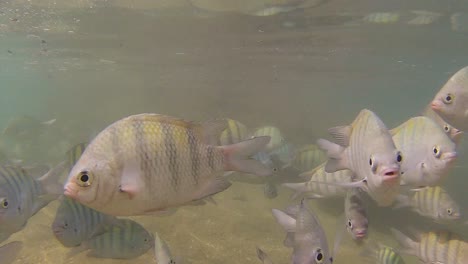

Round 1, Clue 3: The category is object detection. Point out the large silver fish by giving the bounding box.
[390,116,457,187]
[431,66,468,132]
[64,114,271,216]
[272,199,333,264]
[317,109,402,207]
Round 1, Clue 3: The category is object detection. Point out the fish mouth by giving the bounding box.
[442,152,458,162]
[354,230,367,238]
[430,100,443,111]
[64,184,78,198]
[381,168,400,182]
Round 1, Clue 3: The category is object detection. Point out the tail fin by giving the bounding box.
[0,241,23,264]
[256,247,274,264]
[38,161,68,196]
[282,182,308,201]
[221,136,272,176]
[316,139,347,173]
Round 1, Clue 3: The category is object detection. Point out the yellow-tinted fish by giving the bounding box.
[431,66,468,131]
[283,163,354,199]
[251,126,285,152]
[317,109,402,207]
[218,119,249,146]
[360,242,406,264]
[390,116,457,187]
[407,10,442,25]
[292,144,327,172]
[64,114,271,216]
[363,12,400,24]
[394,186,461,221]
[392,229,467,264]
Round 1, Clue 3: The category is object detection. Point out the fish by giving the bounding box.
[263,180,278,199]
[64,114,271,216]
[392,229,467,264]
[393,186,461,221]
[66,142,88,168]
[272,199,333,264]
[218,119,249,146]
[283,163,354,200]
[0,162,66,243]
[317,109,402,207]
[363,12,400,24]
[451,12,468,32]
[422,106,463,144]
[52,196,117,247]
[251,126,286,152]
[431,66,468,131]
[292,144,327,172]
[0,241,23,264]
[68,218,154,259]
[360,242,406,264]
[390,116,457,187]
[154,232,176,264]
[256,247,274,264]
[2,115,56,141]
[344,188,368,240]
[407,10,442,25]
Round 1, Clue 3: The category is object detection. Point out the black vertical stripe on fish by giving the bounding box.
[207,146,215,170]
[187,128,199,185]
[234,121,242,143]
[226,122,233,145]
[163,123,179,191]
[132,120,152,189]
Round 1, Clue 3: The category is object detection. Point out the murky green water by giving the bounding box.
[1,0,468,263]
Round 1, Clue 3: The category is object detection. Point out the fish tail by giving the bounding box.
[221,136,272,176]
[282,182,306,200]
[256,247,270,263]
[390,228,419,256]
[37,161,68,196]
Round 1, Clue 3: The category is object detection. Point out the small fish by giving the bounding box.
[360,242,406,264]
[394,186,461,221]
[422,106,463,144]
[272,199,333,264]
[390,116,457,187]
[344,188,368,240]
[407,10,442,25]
[0,241,23,264]
[451,12,468,32]
[431,66,468,132]
[64,114,271,216]
[269,143,296,169]
[317,109,402,207]
[392,229,467,264]
[218,119,249,146]
[68,219,154,259]
[52,197,117,247]
[2,115,56,141]
[283,163,354,200]
[292,144,327,172]
[0,162,65,243]
[363,12,400,24]
[251,126,285,152]
[256,247,274,264]
[263,180,278,199]
[154,232,176,264]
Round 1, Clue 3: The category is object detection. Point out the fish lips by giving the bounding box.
[380,167,400,183]
[63,184,78,199]
[354,230,367,239]
[442,151,458,162]
[430,99,444,112]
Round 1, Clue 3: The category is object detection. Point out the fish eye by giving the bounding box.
[0,198,8,209]
[443,93,454,104]
[444,125,450,132]
[447,208,453,215]
[347,219,352,228]
[369,158,372,166]
[396,152,403,163]
[76,170,93,187]
[369,156,377,173]
[432,146,441,158]
[315,250,324,263]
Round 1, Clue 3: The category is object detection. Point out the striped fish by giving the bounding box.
[282,163,354,200]
[52,197,117,247]
[317,109,402,207]
[154,232,176,264]
[292,144,327,172]
[66,142,88,168]
[218,119,249,146]
[363,12,400,24]
[0,241,23,264]
[64,114,271,216]
[394,186,461,221]
[360,242,406,264]
[392,229,467,264]
[0,163,65,243]
[422,106,463,144]
[68,219,153,259]
[251,126,285,152]
[344,188,368,240]
[390,116,457,187]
